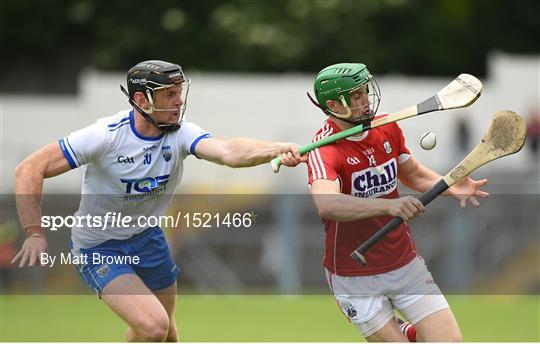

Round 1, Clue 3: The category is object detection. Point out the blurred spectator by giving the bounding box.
[0,220,20,291]
[455,114,471,155]
[526,107,540,160]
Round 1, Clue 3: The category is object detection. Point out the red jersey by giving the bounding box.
[308,116,417,276]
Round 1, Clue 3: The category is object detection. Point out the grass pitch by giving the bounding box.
[1,294,538,342]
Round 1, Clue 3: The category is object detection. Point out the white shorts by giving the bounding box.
[326,255,449,337]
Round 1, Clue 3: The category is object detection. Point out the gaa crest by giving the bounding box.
[343,303,357,319]
[162,145,172,162]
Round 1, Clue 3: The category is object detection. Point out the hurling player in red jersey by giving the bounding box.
[307,63,488,342]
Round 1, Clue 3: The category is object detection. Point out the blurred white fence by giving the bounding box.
[1,52,539,193]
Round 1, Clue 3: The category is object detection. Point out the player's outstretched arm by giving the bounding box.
[310,179,424,222]
[397,157,443,192]
[397,157,489,208]
[12,142,72,267]
[194,137,306,168]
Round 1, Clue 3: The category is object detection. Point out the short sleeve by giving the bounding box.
[308,146,339,184]
[58,122,108,169]
[393,122,411,164]
[177,121,211,158]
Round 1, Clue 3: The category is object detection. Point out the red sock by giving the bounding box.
[399,321,417,342]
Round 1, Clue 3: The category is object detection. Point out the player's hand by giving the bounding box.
[278,143,308,167]
[386,196,425,221]
[448,176,489,208]
[11,234,48,268]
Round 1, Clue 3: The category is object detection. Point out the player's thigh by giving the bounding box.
[154,280,177,317]
[387,257,458,341]
[412,307,462,342]
[387,256,447,316]
[361,299,407,342]
[101,274,170,331]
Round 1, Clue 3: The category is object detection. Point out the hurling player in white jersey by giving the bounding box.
[12,60,306,342]
[307,63,489,342]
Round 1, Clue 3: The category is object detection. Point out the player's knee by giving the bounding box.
[438,332,463,342]
[137,314,170,341]
[164,320,178,342]
[448,329,463,342]
[142,323,169,342]
[442,326,463,342]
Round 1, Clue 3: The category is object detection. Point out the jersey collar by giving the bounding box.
[129,110,165,141]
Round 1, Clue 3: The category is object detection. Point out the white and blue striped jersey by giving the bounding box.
[59,109,210,249]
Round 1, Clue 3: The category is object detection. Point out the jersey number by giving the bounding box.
[144,153,152,165]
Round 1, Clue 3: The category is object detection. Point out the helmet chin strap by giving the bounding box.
[120,85,181,132]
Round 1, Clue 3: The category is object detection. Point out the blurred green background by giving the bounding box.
[1,0,539,93]
[2,295,539,342]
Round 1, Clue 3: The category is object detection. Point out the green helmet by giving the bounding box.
[310,63,381,123]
